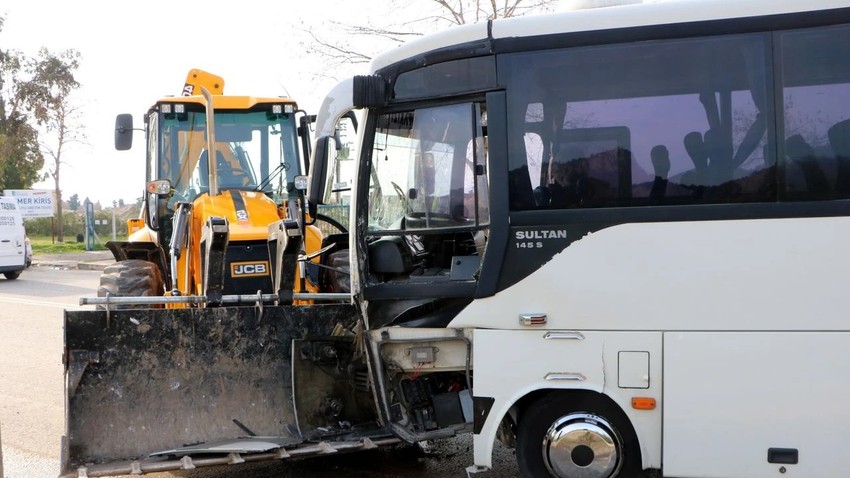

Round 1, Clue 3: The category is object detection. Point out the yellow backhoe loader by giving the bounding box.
[60,70,372,477]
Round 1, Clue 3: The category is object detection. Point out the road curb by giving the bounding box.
[32,252,115,272]
[32,261,113,272]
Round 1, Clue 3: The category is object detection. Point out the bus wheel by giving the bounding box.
[516,391,640,478]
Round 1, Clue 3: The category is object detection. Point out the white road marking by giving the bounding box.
[0,296,79,309]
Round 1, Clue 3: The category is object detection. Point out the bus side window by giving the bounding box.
[780,24,850,200]
[829,119,850,194]
[505,32,775,210]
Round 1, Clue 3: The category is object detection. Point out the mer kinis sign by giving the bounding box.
[2,189,56,218]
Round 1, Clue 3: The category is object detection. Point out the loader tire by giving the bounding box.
[97,259,164,309]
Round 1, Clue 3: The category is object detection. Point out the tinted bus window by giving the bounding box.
[503,33,775,210]
[394,57,497,100]
[779,23,850,200]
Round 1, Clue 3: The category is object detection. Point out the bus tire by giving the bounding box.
[97,259,164,309]
[3,271,20,280]
[516,390,640,478]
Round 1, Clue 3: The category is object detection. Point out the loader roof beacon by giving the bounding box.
[65,1,850,476]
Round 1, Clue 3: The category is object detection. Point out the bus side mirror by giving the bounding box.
[308,136,330,208]
[353,75,387,109]
[115,114,134,151]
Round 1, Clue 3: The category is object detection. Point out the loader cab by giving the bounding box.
[139,98,303,247]
[151,99,302,200]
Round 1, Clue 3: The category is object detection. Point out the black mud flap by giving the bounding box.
[62,304,359,474]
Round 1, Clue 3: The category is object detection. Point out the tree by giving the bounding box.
[301,0,557,72]
[19,47,83,242]
[0,16,45,192]
[68,192,80,211]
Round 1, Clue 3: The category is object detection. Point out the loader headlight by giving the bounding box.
[272,104,295,115]
[161,104,185,116]
[293,175,309,191]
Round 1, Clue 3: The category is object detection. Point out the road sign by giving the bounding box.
[2,189,55,218]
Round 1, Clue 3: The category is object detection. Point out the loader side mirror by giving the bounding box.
[146,192,160,231]
[294,173,317,221]
[115,114,134,151]
[145,179,172,232]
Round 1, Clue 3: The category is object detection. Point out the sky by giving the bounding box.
[1,1,389,206]
[0,0,651,207]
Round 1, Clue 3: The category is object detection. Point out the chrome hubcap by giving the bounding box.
[542,413,622,478]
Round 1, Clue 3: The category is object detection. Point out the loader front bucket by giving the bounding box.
[61,303,359,476]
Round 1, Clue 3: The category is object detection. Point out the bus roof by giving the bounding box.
[369,0,850,72]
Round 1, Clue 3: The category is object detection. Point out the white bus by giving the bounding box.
[307,0,850,476]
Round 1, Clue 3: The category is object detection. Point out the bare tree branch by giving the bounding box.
[433,0,466,25]
[299,0,556,77]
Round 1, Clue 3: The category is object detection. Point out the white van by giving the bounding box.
[0,197,28,280]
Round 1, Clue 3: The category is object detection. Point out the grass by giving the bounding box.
[29,236,119,254]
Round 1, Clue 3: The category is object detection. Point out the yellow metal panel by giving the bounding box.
[182,69,224,96]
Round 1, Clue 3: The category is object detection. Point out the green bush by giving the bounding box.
[24,212,130,239]
[24,215,84,237]
[29,237,100,254]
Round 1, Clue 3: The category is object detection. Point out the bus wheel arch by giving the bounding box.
[515,389,641,478]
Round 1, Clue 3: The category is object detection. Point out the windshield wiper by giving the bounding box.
[256,163,289,192]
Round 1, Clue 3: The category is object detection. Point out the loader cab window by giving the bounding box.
[157,106,301,203]
[147,111,172,240]
[362,101,490,295]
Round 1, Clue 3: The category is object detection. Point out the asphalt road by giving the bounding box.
[0,264,520,478]
[0,265,87,478]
